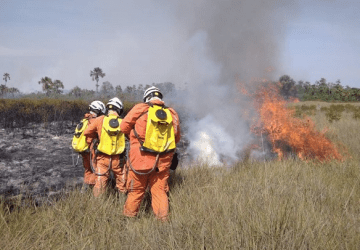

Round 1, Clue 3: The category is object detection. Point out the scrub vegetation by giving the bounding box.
[1,101,360,249]
[0,99,135,131]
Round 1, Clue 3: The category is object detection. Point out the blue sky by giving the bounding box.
[0,0,359,92]
[281,0,360,86]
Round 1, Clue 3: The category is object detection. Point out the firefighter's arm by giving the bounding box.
[170,108,181,144]
[84,117,99,145]
[120,103,147,135]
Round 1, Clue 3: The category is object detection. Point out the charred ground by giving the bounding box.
[0,121,189,206]
[0,123,84,204]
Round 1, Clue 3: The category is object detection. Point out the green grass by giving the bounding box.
[1,102,360,249]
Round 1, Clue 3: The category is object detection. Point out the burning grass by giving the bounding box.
[248,83,344,162]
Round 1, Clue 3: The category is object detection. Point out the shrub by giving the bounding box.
[0,98,137,131]
[325,105,345,123]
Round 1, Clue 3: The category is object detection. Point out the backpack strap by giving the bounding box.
[131,104,150,145]
[133,128,144,146]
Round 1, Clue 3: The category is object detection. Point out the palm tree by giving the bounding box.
[3,73,10,86]
[90,67,105,93]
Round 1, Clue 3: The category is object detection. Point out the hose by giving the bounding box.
[90,150,112,176]
[126,140,172,175]
[127,149,159,175]
[72,153,80,167]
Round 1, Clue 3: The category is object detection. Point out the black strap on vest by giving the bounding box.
[133,127,175,155]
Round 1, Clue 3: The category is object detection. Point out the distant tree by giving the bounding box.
[279,75,297,99]
[137,84,144,94]
[132,85,137,93]
[101,81,114,94]
[0,84,19,97]
[0,84,7,96]
[69,86,82,97]
[38,77,53,96]
[315,78,328,100]
[3,73,10,86]
[82,89,96,96]
[153,82,175,95]
[38,77,64,96]
[115,85,123,95]
[100,81,114,98]
[52,80,64,94]
[7,87,20,97]
[125,85,133,94]
[90,67,105,93]
[295,80,306,100]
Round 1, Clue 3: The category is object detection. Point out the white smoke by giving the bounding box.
[191,131,221,166]
[188,114,242,165]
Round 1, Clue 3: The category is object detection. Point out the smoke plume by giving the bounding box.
[166,0,298,165]
[2,0,298,164]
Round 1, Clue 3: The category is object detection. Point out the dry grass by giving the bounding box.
[1,103,360,249]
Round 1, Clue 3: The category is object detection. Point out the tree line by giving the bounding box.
[3,69,360,102]
[278,75,360,102]
[67,81,176,102]
[2,68,176,101]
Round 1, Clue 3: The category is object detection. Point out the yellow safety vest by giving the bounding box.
[97,115,125,155]
[141,105,176,153]
[72,118,89,153]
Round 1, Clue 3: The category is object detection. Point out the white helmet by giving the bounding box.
[106,97,123,115]
[143,86,163,102]
[89,100,106,115]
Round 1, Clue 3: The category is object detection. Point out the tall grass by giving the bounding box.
[1,102,360,249]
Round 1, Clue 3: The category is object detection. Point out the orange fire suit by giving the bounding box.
[80,113,97,185]
[84,112,127,197]
[120,99,181,220]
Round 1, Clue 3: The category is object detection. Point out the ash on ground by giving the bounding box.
[0,124,85,204]
[0,123,189,205]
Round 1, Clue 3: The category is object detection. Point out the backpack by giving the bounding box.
[135,104,176,154]
[72,118,90,153]
[97,115,126,155]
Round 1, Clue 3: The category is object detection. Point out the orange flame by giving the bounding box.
[247,83,343,162]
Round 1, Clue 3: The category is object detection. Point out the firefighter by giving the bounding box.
[84,97,127,197]
[72,100,106,188]
[121,86,181,221]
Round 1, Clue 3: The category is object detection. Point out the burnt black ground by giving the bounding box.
[0,124,84,203]
[0,122,189,205]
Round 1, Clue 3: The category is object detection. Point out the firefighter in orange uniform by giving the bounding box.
[84,97,127,197]
[121,86,181,221]
[72,101,106,187]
